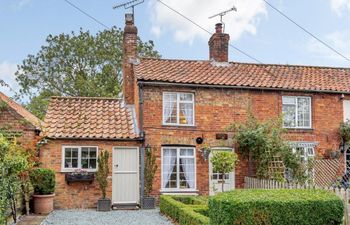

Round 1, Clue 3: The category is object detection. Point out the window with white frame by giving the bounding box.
[163,92,194,126]
[162,147,196,190]
[292,146,315,162]
[62,146,98,171]
[282,96,311,128]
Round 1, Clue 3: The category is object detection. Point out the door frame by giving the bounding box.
[112,146,140,204]
[208,147,235,196]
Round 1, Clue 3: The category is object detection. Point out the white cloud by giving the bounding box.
[307,31,350,62]
[331,0,350,16]
[0,61,19,96]
[149,0,267,43]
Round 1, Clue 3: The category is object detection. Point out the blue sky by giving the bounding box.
[1,0,350,99]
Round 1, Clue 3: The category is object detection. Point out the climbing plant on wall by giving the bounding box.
[228,114,308,182]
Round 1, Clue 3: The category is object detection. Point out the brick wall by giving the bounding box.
[0,107,38,147]
[39,139,140,209]
[141,85,344,196]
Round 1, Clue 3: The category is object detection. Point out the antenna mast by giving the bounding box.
[113,0,144,15]
[209,5,237,32]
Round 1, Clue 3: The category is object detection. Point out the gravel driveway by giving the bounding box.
[41,209,173,225]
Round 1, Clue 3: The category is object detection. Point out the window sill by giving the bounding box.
[60,169,97,173]
[160,189,199,195]
[285,128,314,133]
[162,124,197,128]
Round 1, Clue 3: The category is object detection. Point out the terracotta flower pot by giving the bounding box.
[33,194,55,214]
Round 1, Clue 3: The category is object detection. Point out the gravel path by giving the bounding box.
[41,209,173,225]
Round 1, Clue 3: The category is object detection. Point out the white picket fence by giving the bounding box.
[244,176,350,225]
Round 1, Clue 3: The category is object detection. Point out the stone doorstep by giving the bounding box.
[16,214,47,225]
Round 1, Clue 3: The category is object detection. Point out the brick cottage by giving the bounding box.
[40,14,350,209]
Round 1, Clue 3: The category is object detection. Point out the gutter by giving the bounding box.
[137,80,350,95]
[45,137,145,142]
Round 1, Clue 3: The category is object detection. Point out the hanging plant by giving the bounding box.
[199,144,211,161]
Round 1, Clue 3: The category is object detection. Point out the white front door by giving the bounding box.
[209,148,235,195]
[112,147,139,204]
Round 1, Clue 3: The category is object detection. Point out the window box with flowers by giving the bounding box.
[65,169,95,185]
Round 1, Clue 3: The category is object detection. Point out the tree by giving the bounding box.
[210,151,238,192]
[15,27,160,119]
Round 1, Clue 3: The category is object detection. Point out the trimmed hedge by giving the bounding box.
[209,189,344,225]
[160,195,209,225]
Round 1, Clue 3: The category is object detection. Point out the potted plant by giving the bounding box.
[29,168,55,214]
[96,150,111,211]
[143,146,158,209]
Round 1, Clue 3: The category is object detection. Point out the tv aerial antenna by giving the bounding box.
[209,5,237,32]
[113,0,144,15]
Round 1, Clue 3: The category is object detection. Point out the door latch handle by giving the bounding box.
[114,164,119,168]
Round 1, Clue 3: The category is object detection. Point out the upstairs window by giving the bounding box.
[282,96,311,128]
[163,92,194,126]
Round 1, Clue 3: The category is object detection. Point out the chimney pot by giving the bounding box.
[215,23,223,33]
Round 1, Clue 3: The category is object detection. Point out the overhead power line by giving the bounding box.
[261,0,350,63]
[63,0,109,29]
[156,0,264,64]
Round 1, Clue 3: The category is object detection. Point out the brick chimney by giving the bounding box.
[208,23,230,62]
[123,13,137,105]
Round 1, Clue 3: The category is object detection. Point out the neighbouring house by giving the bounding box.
[40,13,350,209]
[0,91,42,147]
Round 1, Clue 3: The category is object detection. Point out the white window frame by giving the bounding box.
[161,147,197,192]
[282,96,312,129]
[162,92,195,126]
[61,146,99,172]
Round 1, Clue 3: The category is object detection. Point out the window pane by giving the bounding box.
[89,159,97,169]
[72,148,78,157]
[81,148,89,158]
[297,98,311,127]
[65,148,72,157]
[283,96,296,105]
[162,148,177,188]
[164,93,177,102]
[81,159,88,169]
[179,103,193,125]
[282,105,296,127]
[180,149,194,156]
[180,93,193,101]
[90,148,97,158]
[179,158,195,188]
[164,100,177,124]
[71,159,78,168]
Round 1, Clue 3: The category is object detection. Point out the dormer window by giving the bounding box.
[163,92,194,126]
[282,96,311,129]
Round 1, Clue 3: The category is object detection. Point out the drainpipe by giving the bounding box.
[138,82,145,208]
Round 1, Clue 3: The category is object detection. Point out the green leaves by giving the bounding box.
[210,151,238,175]
[231,115,304,181]
[209,189,344,225]
[29,168,55,195]
[15,27,160,119]
[144,147,158,197]
[340,119,350,143]
[96,150,109,199]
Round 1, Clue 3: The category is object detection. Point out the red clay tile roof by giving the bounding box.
[0,92,42,128]
[135,58,350,93]
[44,96,139,139]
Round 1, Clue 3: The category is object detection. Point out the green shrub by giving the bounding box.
[160,195,209,225]
[172,196,207,205]
[30,168,55,195]
[209,189,344,225]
